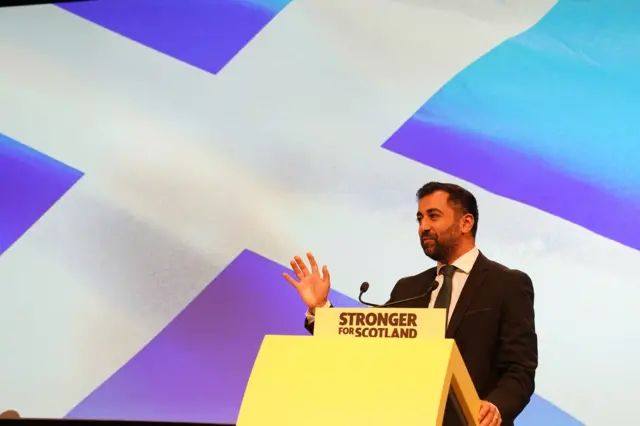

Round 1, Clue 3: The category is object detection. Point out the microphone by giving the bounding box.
[358,282,377,307]
[358,280,439,308]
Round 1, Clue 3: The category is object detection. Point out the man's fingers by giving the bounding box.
[282,273,299,288]
[478,403,491,426]
[294,256,310,276]
[307,252,320,275]
[290,259,305,280]
[478,404,490,420]
[478,402,499,426]
[322,265,330,282]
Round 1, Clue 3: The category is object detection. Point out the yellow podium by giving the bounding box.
[236,307,480,426]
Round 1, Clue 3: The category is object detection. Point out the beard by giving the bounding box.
[421,237,449,263]
[420,226,457,263]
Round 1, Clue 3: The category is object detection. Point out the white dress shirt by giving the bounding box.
[306,247,480,326]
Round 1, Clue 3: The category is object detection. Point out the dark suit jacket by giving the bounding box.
[304,252,538,426]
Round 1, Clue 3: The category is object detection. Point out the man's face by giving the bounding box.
[417,191,465,263]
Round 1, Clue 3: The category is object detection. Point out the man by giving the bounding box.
[283,182,538,426]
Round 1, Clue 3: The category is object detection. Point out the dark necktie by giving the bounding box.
[434,265,456,324]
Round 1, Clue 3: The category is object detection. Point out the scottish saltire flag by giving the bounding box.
[1,1,638,425]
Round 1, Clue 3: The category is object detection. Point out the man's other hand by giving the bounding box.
[478,400,501,426]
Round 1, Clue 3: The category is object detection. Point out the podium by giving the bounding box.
[236,307,480,426]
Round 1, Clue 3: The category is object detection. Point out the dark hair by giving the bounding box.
[416,182,479,237]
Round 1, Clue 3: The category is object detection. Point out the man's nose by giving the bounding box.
[419,221,430,235]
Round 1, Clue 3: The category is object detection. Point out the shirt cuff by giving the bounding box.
[305,300,331,324]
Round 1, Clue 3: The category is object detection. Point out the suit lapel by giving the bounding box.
[446,252,490,338]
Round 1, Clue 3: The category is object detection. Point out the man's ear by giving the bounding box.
[460,213,474,234]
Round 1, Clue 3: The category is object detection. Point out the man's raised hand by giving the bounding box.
[283,252,331,313]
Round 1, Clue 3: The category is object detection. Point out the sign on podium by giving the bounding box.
[314,307,446,338]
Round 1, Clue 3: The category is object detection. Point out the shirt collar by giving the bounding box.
[437,246,479,275]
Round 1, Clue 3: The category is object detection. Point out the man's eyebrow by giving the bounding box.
[417,208,443,216]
